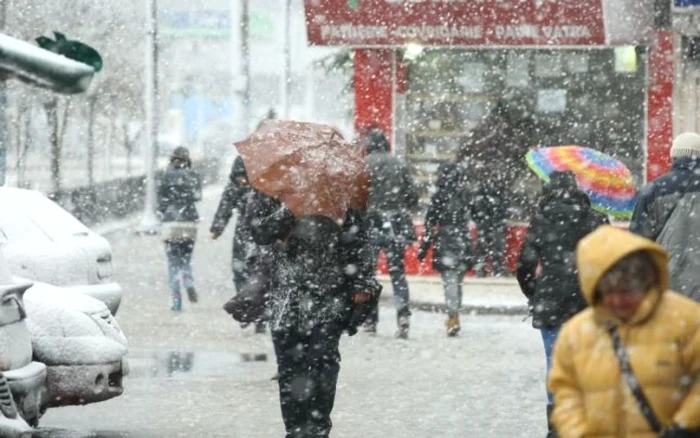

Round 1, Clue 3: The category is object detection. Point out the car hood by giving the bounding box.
[23,283,127,366]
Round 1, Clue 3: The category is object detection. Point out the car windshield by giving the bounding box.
[1,191,90,240]
[0,209,52,244]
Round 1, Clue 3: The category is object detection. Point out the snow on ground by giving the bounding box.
[36,190,549,437]
[39,311,547,438]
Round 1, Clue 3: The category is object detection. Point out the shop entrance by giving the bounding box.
[399,47,647,220]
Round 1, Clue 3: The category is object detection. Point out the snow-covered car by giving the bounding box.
[23,283,128,408]
[0,187,122,315]
[0,281,47,429]
[0,249,128,430]
[0,252,47,430]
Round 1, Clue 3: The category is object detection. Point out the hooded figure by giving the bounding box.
[363,128,418,339]
[248,190,378,438]
[419,162,474,336]
[631,132,700,301]
[549,226,700,437]
[157,146,202,310]
[459,96,535,276]
[516,171,607,435]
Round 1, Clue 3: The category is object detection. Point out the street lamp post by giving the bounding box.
[140,0,159,233]
[241,0,251,134]
[281,0,291,119]
[0,0,8,186]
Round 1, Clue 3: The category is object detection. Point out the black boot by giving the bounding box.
[546,404,558,438]
[254,321,266,334]
[186,286,198,303]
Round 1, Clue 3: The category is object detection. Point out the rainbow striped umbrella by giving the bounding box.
[525,146,636,219]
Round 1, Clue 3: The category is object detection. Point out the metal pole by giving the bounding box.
[140,0,159,232]
[281,0,291,118]
[230,0,239,138]
[0,0,8,186]
[241,0,251,133]
[87,95,96,186]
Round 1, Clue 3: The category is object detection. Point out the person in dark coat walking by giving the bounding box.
[630,132,700,301]
[516,171,608,436]
[468,168,509,277]
[363,128,418,339]
[248,191,377,438]
[210,156,267,332]
[458,96,535,276]
[211,156,251,288]
[157,146,202,311]
[418,162,474,336]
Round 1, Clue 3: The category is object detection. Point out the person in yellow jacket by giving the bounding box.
[549,225,700,437]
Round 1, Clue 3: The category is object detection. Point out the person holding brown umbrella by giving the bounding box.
[236,120,379,437]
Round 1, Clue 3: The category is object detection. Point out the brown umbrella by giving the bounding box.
[235,120,369,222]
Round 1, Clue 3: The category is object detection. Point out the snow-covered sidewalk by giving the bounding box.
[378,275,528,315]
[93,181,528,315]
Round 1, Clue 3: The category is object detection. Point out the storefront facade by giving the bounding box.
[304,0,673,274]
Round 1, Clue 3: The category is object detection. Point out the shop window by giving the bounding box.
[458,62,486,93]
[537,89,567,113]
[402,48,645,220]
[535,53,564,77]
[506,52,530,87]
[566,52,589,73]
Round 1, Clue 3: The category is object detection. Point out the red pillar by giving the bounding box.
[646,30,674,182]
[353,49,393,139]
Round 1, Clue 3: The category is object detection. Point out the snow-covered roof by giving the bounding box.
[0,33,94,94]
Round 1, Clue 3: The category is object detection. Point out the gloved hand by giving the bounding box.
[417,240,431,261]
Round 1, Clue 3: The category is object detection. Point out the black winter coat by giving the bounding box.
[468,173,509,224]
[364,147,419,244]
[210,157,250,234]
[424,163,474,273]
[516,189,608,329]
[249,192,376,332]
[157,167,202,222]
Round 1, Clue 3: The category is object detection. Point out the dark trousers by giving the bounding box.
[232,249,267,329]
[232,233,248,294]
[272,322,343,438]
[474,219,506,275]
[367,239,411,324]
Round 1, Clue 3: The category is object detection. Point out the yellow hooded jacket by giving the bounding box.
[549,225,700,437]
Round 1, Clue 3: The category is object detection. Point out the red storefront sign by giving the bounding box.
[304,0,606,46]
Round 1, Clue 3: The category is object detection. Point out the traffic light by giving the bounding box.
[36,32,103,72]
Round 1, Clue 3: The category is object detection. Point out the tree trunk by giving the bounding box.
[59,98,71,148]
[87,95,97,186]
[20,107,31,188]
[122,120,132,176]
[14,103,22,186]
[18,106,32,188]
[105,112,116,179]
[44,98,60,193]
